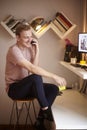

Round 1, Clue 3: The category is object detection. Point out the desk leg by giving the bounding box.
[79,80,87,93]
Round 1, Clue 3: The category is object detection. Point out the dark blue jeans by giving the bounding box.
[8,74,58,108]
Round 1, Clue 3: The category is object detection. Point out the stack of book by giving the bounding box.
[30,17,48,33]
[36,22,49,33]
[3,15,27,33]
[52,12,72,34]
[11,19,27,33]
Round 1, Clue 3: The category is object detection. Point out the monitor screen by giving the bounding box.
[78,33,87,53]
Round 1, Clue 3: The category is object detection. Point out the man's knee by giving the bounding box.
[33,74,42,81]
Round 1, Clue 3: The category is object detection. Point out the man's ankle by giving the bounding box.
[42,107,54,121]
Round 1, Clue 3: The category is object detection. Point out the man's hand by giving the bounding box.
[31,38,39,65]
[53,75,67,86]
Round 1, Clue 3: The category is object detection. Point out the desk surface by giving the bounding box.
[60,61,87,79]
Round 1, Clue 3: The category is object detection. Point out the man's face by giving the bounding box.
[17,30,33,48]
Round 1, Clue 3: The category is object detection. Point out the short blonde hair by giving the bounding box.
[15,24,31,36]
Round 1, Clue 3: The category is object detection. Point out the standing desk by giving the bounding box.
[60,61,87,93]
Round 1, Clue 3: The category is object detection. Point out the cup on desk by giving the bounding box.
[70,58,77,64]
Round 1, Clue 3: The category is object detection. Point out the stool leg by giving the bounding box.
[25,101,33,125]
[10,101,24,130]
[9,101,15,125]
[25,100,37,125]
[15,102,25,125]
[32,101,37,119]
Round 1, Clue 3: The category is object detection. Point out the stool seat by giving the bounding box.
[9,98,37,129]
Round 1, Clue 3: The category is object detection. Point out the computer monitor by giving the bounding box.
[78,33,87,53]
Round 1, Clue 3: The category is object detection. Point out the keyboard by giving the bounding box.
[71,63,87,70]
[70,63,81,67]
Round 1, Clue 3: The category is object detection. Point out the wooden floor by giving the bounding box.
[0,125,35,130]
[52,90,87,129]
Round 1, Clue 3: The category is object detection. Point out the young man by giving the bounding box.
[5,24,66,130]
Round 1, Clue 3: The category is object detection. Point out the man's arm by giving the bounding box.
[18,59,66,86]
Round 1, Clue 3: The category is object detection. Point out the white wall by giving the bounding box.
[0,0,83,124]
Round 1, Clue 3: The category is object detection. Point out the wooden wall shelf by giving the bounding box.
[0,12,76,39]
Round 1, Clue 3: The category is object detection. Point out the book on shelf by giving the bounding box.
[36,22,48,33]
[11,21,21,33]
[9,20,19,29]
[56,12,72,28]
[11,19,27,33]
[55,18,68,31]
[6,18,18,28]
[52,19,66,33]
[34,21,46,31]
[56,16,71,30]
[30,18,44,28]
